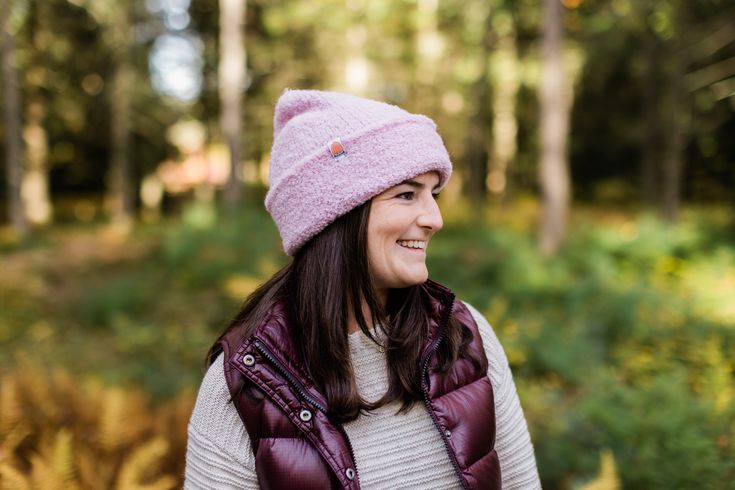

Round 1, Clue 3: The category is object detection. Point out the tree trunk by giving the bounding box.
[414,0,441,113]
[219,0,246,206]
[23,0,53,226]
[463,3,493,209]
[661,8,690,224]
[342,0,369,96]
[489,28,519,203]
[105,6,134,229]
[640,11,660,207]
[661,52,688,223]
[538,0,571,255]
[2,0,28,238]
[23,98,52,225]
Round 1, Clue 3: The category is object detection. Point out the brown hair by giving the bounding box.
[210,200,478,423]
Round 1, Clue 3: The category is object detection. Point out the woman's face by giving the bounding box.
[367,171,444,294]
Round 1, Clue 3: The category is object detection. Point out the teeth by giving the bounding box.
[397,240,426,249]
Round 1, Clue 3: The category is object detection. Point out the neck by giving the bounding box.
[346,288,387,333]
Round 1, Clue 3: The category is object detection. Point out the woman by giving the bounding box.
[185,90,540,489]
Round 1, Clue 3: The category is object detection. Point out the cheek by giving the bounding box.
[367,211,395,253]
[366,230,386,272]
[367,233,398,282]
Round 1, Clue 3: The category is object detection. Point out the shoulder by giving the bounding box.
[458,301,504,353]
[187,354,254,468]
[458,302,541,488]
[186,354,260,486]
[457,300,512,385]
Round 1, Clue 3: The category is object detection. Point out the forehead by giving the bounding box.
[391,171,441,188]
[372,171,441,201]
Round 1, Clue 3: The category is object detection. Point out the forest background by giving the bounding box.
[1,0,734,488]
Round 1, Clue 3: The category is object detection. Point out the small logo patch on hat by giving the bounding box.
[328,139,345,158]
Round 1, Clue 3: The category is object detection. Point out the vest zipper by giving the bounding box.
[420,294,470,490]
[253,340,328,413]
[253,340,360,487]
[338,423,361,485]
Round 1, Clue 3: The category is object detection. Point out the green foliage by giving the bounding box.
[430,208,735,489]
[2,205,734,488]
[579,370,733,489]
[76,270,160,326]
[0,207,285,397]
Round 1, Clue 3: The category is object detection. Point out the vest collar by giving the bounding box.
[245,279,455,405]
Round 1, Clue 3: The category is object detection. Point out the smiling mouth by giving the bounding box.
[397,240,426,250]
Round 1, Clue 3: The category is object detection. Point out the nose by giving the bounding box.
[417,194,443,232]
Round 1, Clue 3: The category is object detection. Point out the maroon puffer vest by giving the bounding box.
[214,280,501,489]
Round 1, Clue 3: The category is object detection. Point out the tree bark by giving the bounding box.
[538,0,571,255]
[414,0,441,113]
[640,10,660,207]
[23,0,53,225]
[105,5,134,229]
[2,0,28,238]
[660,4,693,225]
[489,29,519,203]
[219,0,246,206]
[343,0,370,96]
[661,49,689,224]
[23,98,52,225]
[463,3,493,209]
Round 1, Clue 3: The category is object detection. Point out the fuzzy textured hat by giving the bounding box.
[265,89,452,256]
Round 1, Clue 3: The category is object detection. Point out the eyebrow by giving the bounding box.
[399,179,441,191]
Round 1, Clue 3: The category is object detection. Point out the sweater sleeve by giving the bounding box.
[463,302,542,490]
[185,354,260,490]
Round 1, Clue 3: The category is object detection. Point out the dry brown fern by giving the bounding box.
[0,462,32,490]
[0,359,192,490]
[11,356,61,426]
[0,376,24,434]
[74,445,117,490]
[115,438,177,490]
[28,428,79,490]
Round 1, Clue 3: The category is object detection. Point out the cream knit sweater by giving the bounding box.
[185,303,541,489]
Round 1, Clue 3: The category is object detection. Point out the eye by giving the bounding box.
[396,191,414,200]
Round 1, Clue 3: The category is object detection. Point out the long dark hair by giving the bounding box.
[210,200,477,423]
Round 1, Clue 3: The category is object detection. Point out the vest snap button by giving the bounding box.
[345,468,355,480]
[444,429,452,439]
[242,354,256,366]
[299,409,312,422]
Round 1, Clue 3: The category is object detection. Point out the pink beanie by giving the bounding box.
[265,90,452,256]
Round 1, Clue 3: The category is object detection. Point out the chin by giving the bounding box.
[401,271,429,287]
[377,266,429,289]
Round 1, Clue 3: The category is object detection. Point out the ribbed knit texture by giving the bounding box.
[185,303,541,489]
[266,90,453,255]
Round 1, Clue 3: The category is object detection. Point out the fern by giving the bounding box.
[0,463,32,490]
[0,423,31,466]
[98,388,128,453]
[75,445,116,490]
[579,449,621,490]
[115,438,177,490]
[0,376,23,434]
[0,362,193,489]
